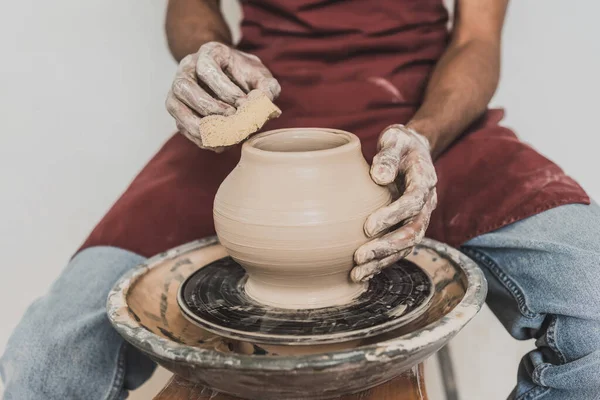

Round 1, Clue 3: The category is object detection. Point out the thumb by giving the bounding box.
[370,145,402,185]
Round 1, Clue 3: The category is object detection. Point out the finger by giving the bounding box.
[172,78,235,117]
[351,248,413,283]
[356,190,436,264]
[255,77,281,101]
[228,55,281,101]
[370,126,411,185]
[370,146,402,185]
[176,53,198,79]
[364,186,429,238]
[365,154,436,237]
[196,58,246,106]
[242,63,281,100]
[196,50,246,106]
[166,91,203,140]
[400,148,437,194]
[173,53,235,116]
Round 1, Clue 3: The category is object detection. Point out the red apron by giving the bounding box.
[80,0,589,256]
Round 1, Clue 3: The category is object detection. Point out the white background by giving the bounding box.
[0,1,598,399]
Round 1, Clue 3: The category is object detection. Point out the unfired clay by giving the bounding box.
[198,90,281,148]
[213,128,392,309]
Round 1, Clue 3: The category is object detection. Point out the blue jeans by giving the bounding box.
[2,203,600,399]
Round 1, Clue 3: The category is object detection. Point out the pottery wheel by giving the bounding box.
[177,256,434,345]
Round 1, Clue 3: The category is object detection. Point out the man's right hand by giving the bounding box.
[166,42,281,150]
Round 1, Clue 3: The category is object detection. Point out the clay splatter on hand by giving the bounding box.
[353,125,437,283]
[165,42,281,151]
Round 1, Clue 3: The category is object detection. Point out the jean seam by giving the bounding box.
[532,363,551,387]
[513,364,552,400]
[461,247,537,319]
[518,363,552,400]
[104,342,127,400]
[545,316,568,365]
[517,385,551,400]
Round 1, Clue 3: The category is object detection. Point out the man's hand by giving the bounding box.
[351,125,437,282]
[166,42,281,150]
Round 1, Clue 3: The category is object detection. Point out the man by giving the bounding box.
[2,0,599,399]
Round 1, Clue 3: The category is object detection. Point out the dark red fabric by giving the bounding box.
[79,0,589,256]
[429,109,590,246]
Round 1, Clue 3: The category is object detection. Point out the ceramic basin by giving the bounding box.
[107,236,487,400]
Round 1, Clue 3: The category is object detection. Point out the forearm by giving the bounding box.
[407,38,501,159]
[166,0,232,62]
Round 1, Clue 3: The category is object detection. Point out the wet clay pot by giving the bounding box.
[213,128,392,309]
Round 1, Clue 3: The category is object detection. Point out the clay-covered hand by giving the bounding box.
[351,124,437,282]
[166,42,281,150]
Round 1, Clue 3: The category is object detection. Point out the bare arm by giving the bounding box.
[352,0,509,281]
[407,0,509,159]
[165,0,232,62]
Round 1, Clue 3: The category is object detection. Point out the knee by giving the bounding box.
[0,297,87,395]
[549,246,600,320]
[1,301,127,399]
[0,247,145,396]
[467,234,600,320]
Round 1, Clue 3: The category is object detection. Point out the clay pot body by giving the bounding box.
[213,128,391,309]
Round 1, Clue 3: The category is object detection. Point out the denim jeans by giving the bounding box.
[2,203,600,400]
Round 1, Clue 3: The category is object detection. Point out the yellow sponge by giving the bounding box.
[198,90,282,148]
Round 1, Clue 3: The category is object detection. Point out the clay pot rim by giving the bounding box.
[107,236,488,372]
[243,127,360,160]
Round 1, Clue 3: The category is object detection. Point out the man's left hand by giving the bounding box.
[351,124,437,282]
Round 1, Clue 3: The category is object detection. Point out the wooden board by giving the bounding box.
[154,363,427,400]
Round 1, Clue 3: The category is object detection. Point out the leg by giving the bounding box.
[462,203,600,400]
[0,247,156,399]
[1,134,231,399]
